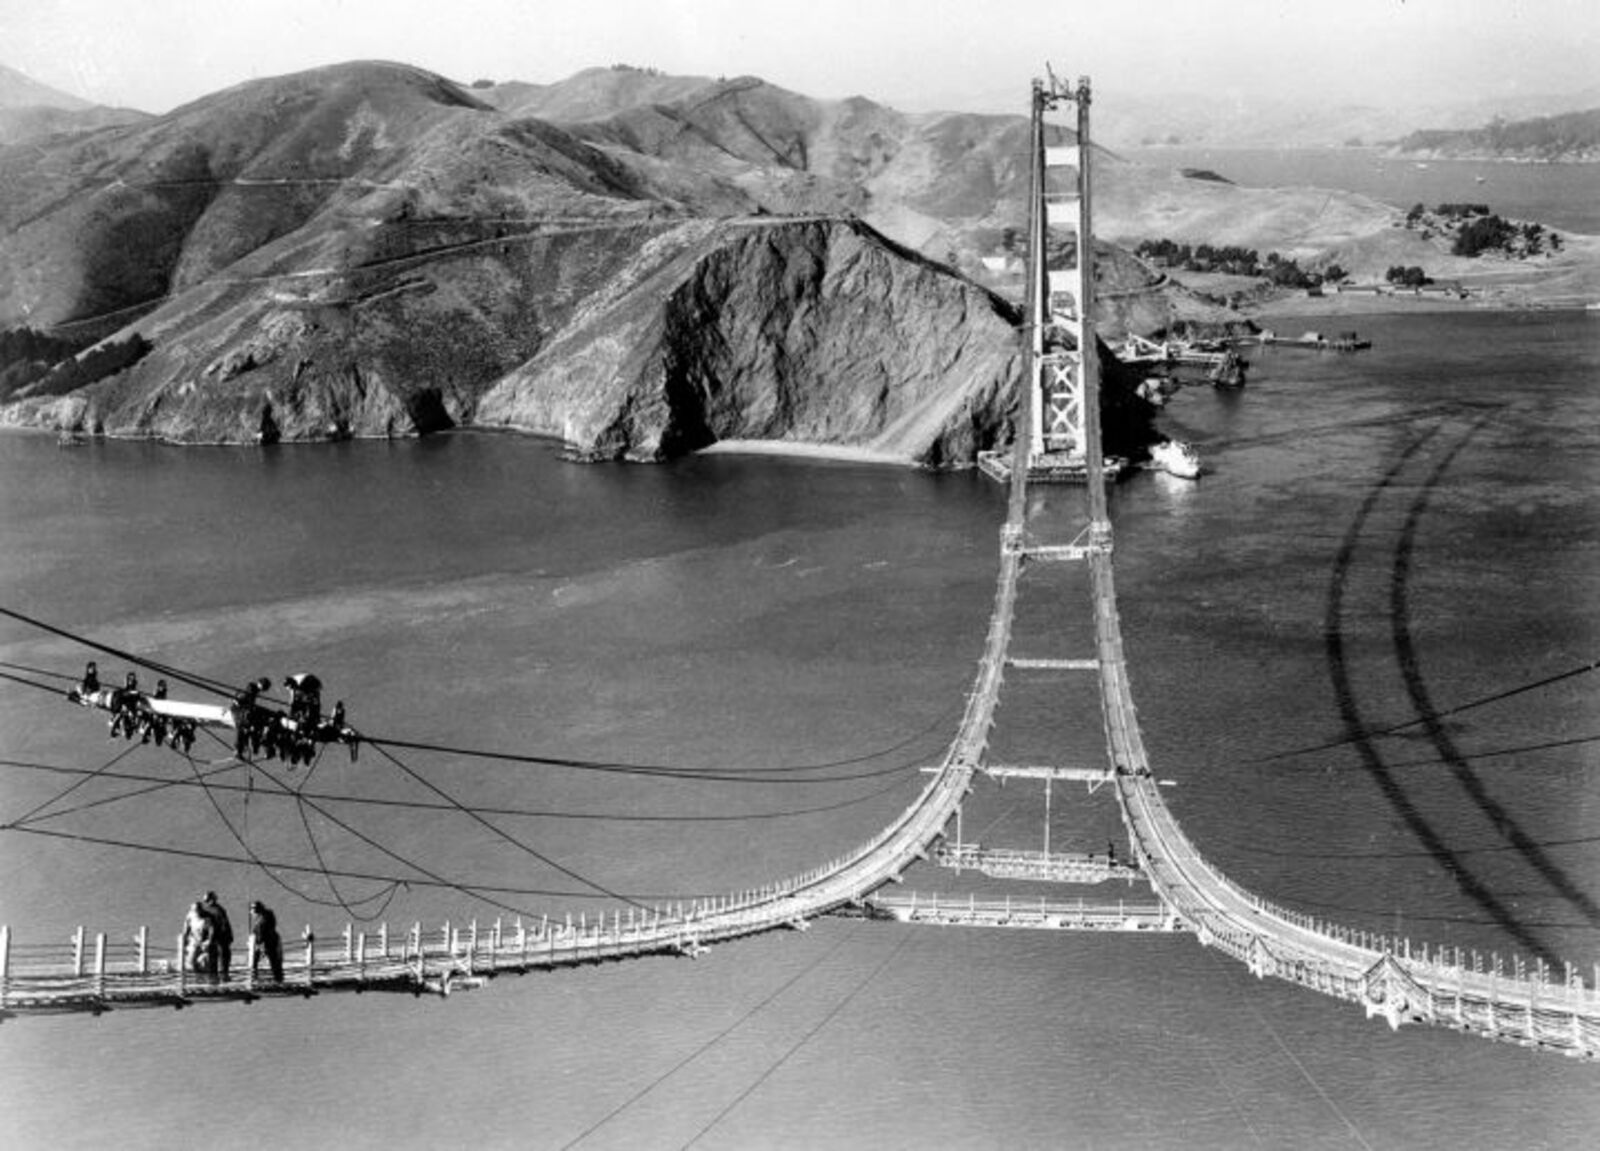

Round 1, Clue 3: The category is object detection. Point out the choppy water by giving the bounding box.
[1,309,1598,1148]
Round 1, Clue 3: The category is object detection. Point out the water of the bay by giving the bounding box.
[1,308,1597,1148]
[1127,146,1600,236]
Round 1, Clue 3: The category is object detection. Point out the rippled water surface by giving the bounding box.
[2,309,1598,1148]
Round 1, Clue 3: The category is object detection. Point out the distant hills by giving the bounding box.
[0,62,148,145]
[928,83,1600,151]
[1394,108,1600,162]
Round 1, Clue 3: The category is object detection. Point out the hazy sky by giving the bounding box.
[4,0,1597,114]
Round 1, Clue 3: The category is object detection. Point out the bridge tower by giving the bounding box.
[1021,74,1110,522]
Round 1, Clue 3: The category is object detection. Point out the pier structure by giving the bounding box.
[5,73,1600,1060]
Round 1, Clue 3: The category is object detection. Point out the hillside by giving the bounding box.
[1395,108,1600,162]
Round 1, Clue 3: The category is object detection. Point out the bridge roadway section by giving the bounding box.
[1086,532,1600,1058]
[5,494,1600,1059]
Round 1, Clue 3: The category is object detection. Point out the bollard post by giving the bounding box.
[468,921,478,975]
[410,922,421,962]
[136,925,148,974]
[303,928,316,989]
[357,931,367,979]
[245,932,256,991]
[342,923,353,964]
[93,932,106,996]
[178,932,188,995]
[73,925,85,977]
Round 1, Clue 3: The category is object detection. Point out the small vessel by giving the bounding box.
[1150,439,1201,480]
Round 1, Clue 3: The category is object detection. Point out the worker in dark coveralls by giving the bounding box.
[198,891,234,980]
[250,900,284,982]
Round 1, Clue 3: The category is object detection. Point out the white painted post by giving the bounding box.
[93,933,106,996]
[73,925,85,977]
[303,928,315,989]
[136,925,148,974]
[245,932,256,991]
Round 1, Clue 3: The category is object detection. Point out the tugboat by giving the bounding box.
[1150,439,1201,479]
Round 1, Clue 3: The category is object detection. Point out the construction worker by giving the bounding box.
[250,901,284,982]
[198,891,234,980]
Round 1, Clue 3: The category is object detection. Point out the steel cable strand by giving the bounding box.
[558,924,867,1150]
[0,604,240,698]
[3,756,249,827]
[0,754,920,825]
[184,730,397,915]
[366,740,655,914]
[356,731,936,784]
[3,740,145,829]
[289,790,403,921]
[199,728,552,919]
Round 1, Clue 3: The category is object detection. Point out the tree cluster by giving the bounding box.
[1134,239,1331,288]
[1385,265,1431,287]
[0,330,153,400]
[1402,201,1562,260]
[1451,214,1518,257]
[0,327,91,401]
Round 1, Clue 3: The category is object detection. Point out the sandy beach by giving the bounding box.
[697,439,919,465]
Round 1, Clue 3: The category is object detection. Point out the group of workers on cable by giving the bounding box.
[68,661,357,764]
[231,672,349,766]
[70,661,199,753]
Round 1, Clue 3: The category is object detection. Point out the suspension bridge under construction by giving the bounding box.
[3,75,1598,1063]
